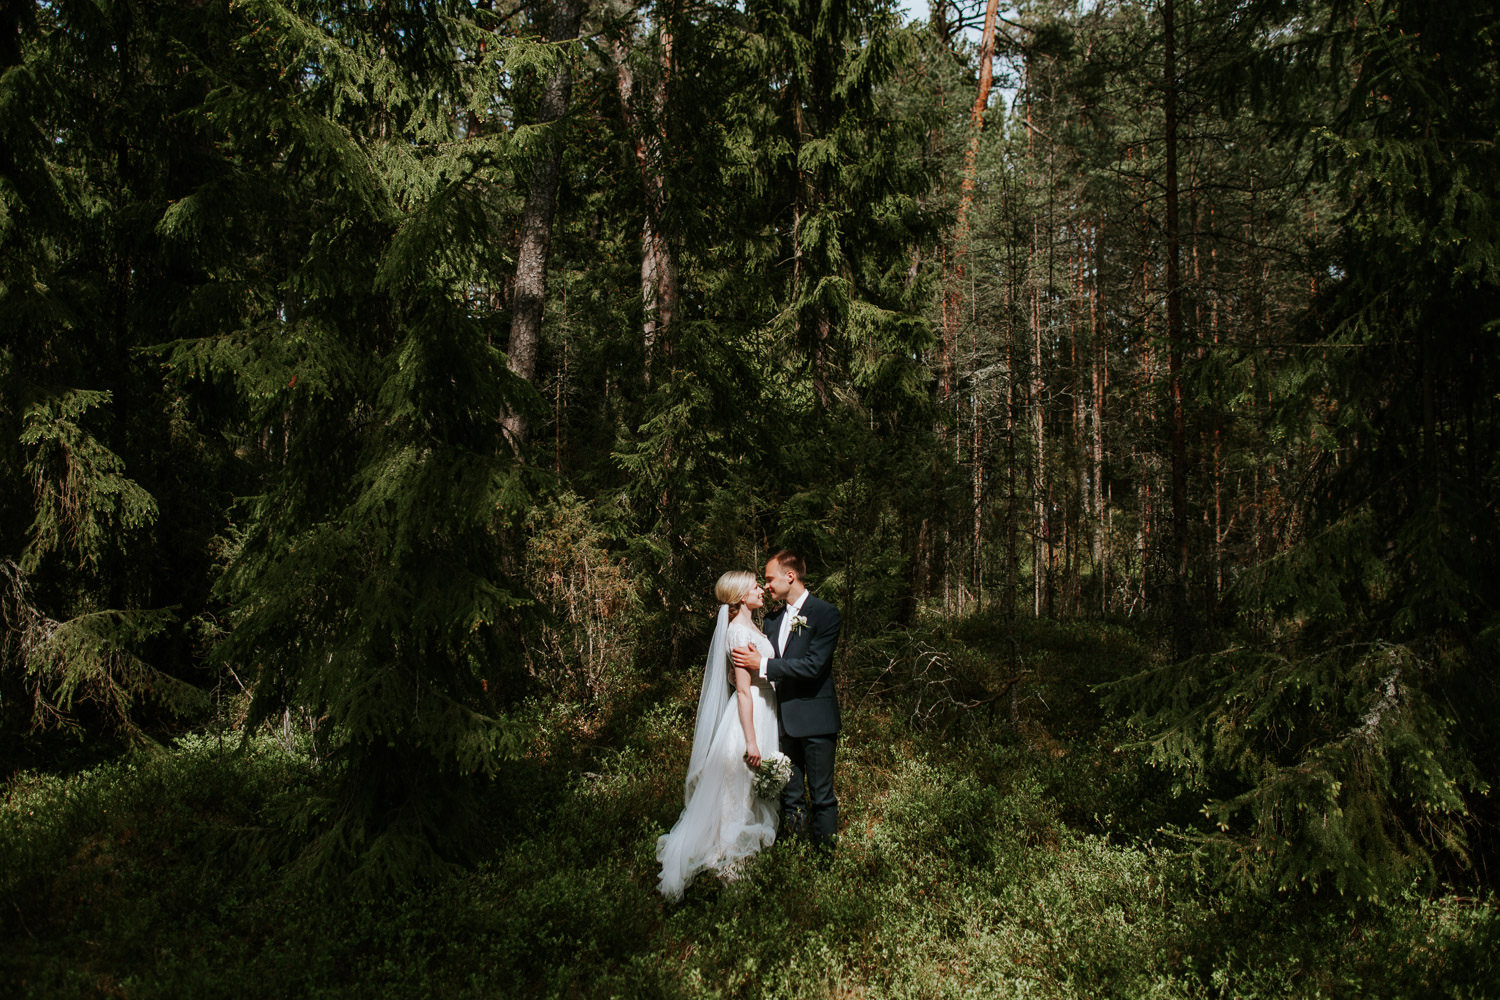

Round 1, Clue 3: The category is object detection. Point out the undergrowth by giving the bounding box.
[2,619,1495,998]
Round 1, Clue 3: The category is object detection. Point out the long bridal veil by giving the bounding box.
[683,604,733,802]
[658,602,765,901]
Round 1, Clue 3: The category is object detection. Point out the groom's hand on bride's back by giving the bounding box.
[730,646,761,671]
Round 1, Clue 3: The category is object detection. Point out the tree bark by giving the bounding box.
[1030,266,1046,617]
[972,393,984,608]
[503,0,584,450]
[1163,0,1191,654]
[940,0,1001,401]
[611,9,678,384]
[1090,214,1108,613]
[1134,144,1153,615]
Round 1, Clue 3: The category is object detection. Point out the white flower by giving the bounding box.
[789,613,809,635]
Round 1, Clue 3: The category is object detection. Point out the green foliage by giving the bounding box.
[4,0,1496,933]
[0,561,199,740]
[120,0,545,888]
[1116,638,1479,897]
[0,0,246,748]
[18,390,158,575]
[1100,0,1500,900]
[5,623,1498,998]
[593,1,943,651]
[1304,2,1500,637]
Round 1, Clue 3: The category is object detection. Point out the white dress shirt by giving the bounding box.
[778,591,809,654]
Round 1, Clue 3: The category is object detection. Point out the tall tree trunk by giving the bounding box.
[612,10,678,384]
[1090,213,1108,613]
[941,0,1001,400]
[1030,266,1046,617]
[930,0,1001,612]
[1204,205,1224,606]
[1069,232,1088,616]
[1135,144,1153,615]
[503,0,583,449]
[1003,233,1020,619]
[972,393,984,608]
[1005,342,1019,617]
[1162,0,1191,654]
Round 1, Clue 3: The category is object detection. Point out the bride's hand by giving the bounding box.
[744,745,761,769]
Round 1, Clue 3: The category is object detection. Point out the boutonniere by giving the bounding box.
[789,612,809,635]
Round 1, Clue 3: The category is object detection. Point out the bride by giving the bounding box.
[656,571,779,901]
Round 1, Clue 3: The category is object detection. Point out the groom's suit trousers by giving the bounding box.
[781,732,837,845]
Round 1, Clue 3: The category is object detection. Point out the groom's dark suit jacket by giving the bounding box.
[764,594,841,738]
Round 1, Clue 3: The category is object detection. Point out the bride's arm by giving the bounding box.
[733,666,760,768]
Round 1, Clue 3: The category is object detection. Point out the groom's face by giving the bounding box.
[764,559,793,601]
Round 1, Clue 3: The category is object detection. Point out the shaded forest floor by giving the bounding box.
[3,617,1496,999]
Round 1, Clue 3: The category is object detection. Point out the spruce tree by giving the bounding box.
[599,0,944,648]
[1,0,242,749]
[155,0,541,887]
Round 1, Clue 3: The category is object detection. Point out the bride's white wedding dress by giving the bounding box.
[656,611,779,901]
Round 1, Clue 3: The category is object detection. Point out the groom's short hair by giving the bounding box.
[771,549,805,581]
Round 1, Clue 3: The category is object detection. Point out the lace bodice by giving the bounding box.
[726,621,774,683]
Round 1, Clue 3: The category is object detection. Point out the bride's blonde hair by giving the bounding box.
[715,570,756,615]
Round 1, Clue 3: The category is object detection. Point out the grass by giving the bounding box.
[2,617,1497,998]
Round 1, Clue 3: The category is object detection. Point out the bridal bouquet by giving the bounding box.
[749,752,793,799]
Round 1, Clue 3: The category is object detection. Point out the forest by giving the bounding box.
[2,0,1498,996]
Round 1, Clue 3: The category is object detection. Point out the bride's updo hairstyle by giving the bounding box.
[715,570,757,616]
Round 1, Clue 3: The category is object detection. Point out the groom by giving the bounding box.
[732,550,841,850]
